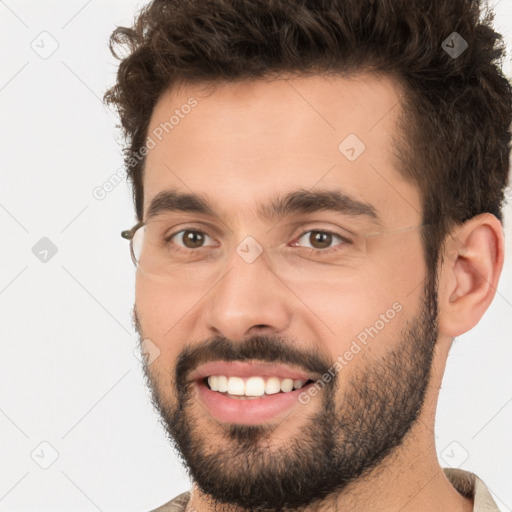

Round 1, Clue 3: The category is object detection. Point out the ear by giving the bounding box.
[437,213,504,338]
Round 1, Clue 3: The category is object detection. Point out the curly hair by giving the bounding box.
[104,0,512,274]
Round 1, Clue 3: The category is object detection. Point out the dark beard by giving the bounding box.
[135,275,438,512]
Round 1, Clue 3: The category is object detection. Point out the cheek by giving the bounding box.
[134,274,191,366]
[294,249,422,361]
[308,290,409,379]
[291,270,406,335]
[377,232,426,282]
[135,270,203,325]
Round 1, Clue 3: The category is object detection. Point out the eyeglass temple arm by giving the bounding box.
[121,221,144,241]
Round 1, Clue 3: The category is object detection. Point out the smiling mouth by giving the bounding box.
[202,375,315,399]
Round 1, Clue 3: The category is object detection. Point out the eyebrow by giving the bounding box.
[146,188,380,226]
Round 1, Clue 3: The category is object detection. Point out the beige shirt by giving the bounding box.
[147,468,501,512]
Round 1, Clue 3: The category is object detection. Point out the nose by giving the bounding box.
[203,243,293,342]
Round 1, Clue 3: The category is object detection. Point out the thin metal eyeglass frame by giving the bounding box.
[121,221,429,268]
[121,221,145,267]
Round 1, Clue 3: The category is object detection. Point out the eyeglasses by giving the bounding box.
[121,216,426,282]
[121,221,145,266]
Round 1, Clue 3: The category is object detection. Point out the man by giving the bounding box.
[106,1,511,511]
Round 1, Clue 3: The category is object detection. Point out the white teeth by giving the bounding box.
[217,375,228,392]
[245,377,266,396]
[293,379,305,390]
[226,376,245,395]
[280,378,294,393]
[206,375,309,397]
[265,377,282,395]
[208,376,219,391]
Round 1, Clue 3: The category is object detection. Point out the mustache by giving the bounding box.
[174,335,333,384]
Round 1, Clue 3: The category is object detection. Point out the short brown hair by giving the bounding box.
[104,0,512,275]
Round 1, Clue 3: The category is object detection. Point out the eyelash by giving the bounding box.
[165,228,352,256]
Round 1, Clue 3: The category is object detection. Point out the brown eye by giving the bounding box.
[309,231,332,249]
[294,230,348,252]
[168,229,214,250]
[182,230,205,248]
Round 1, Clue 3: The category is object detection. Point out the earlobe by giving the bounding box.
[437,214,504,338]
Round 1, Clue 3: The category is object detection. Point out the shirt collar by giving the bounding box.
[443,467,501,511]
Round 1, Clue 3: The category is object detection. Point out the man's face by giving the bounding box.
[133,74,437,511]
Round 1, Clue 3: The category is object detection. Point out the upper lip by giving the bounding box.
[188,360,320,382]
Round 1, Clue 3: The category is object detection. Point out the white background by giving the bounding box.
[1,1,511,511]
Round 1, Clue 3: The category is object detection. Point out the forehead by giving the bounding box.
[143,73,421,227]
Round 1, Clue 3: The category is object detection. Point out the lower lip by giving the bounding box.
[195,379,315,425]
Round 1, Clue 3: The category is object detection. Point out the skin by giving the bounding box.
[131,73,504,512]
